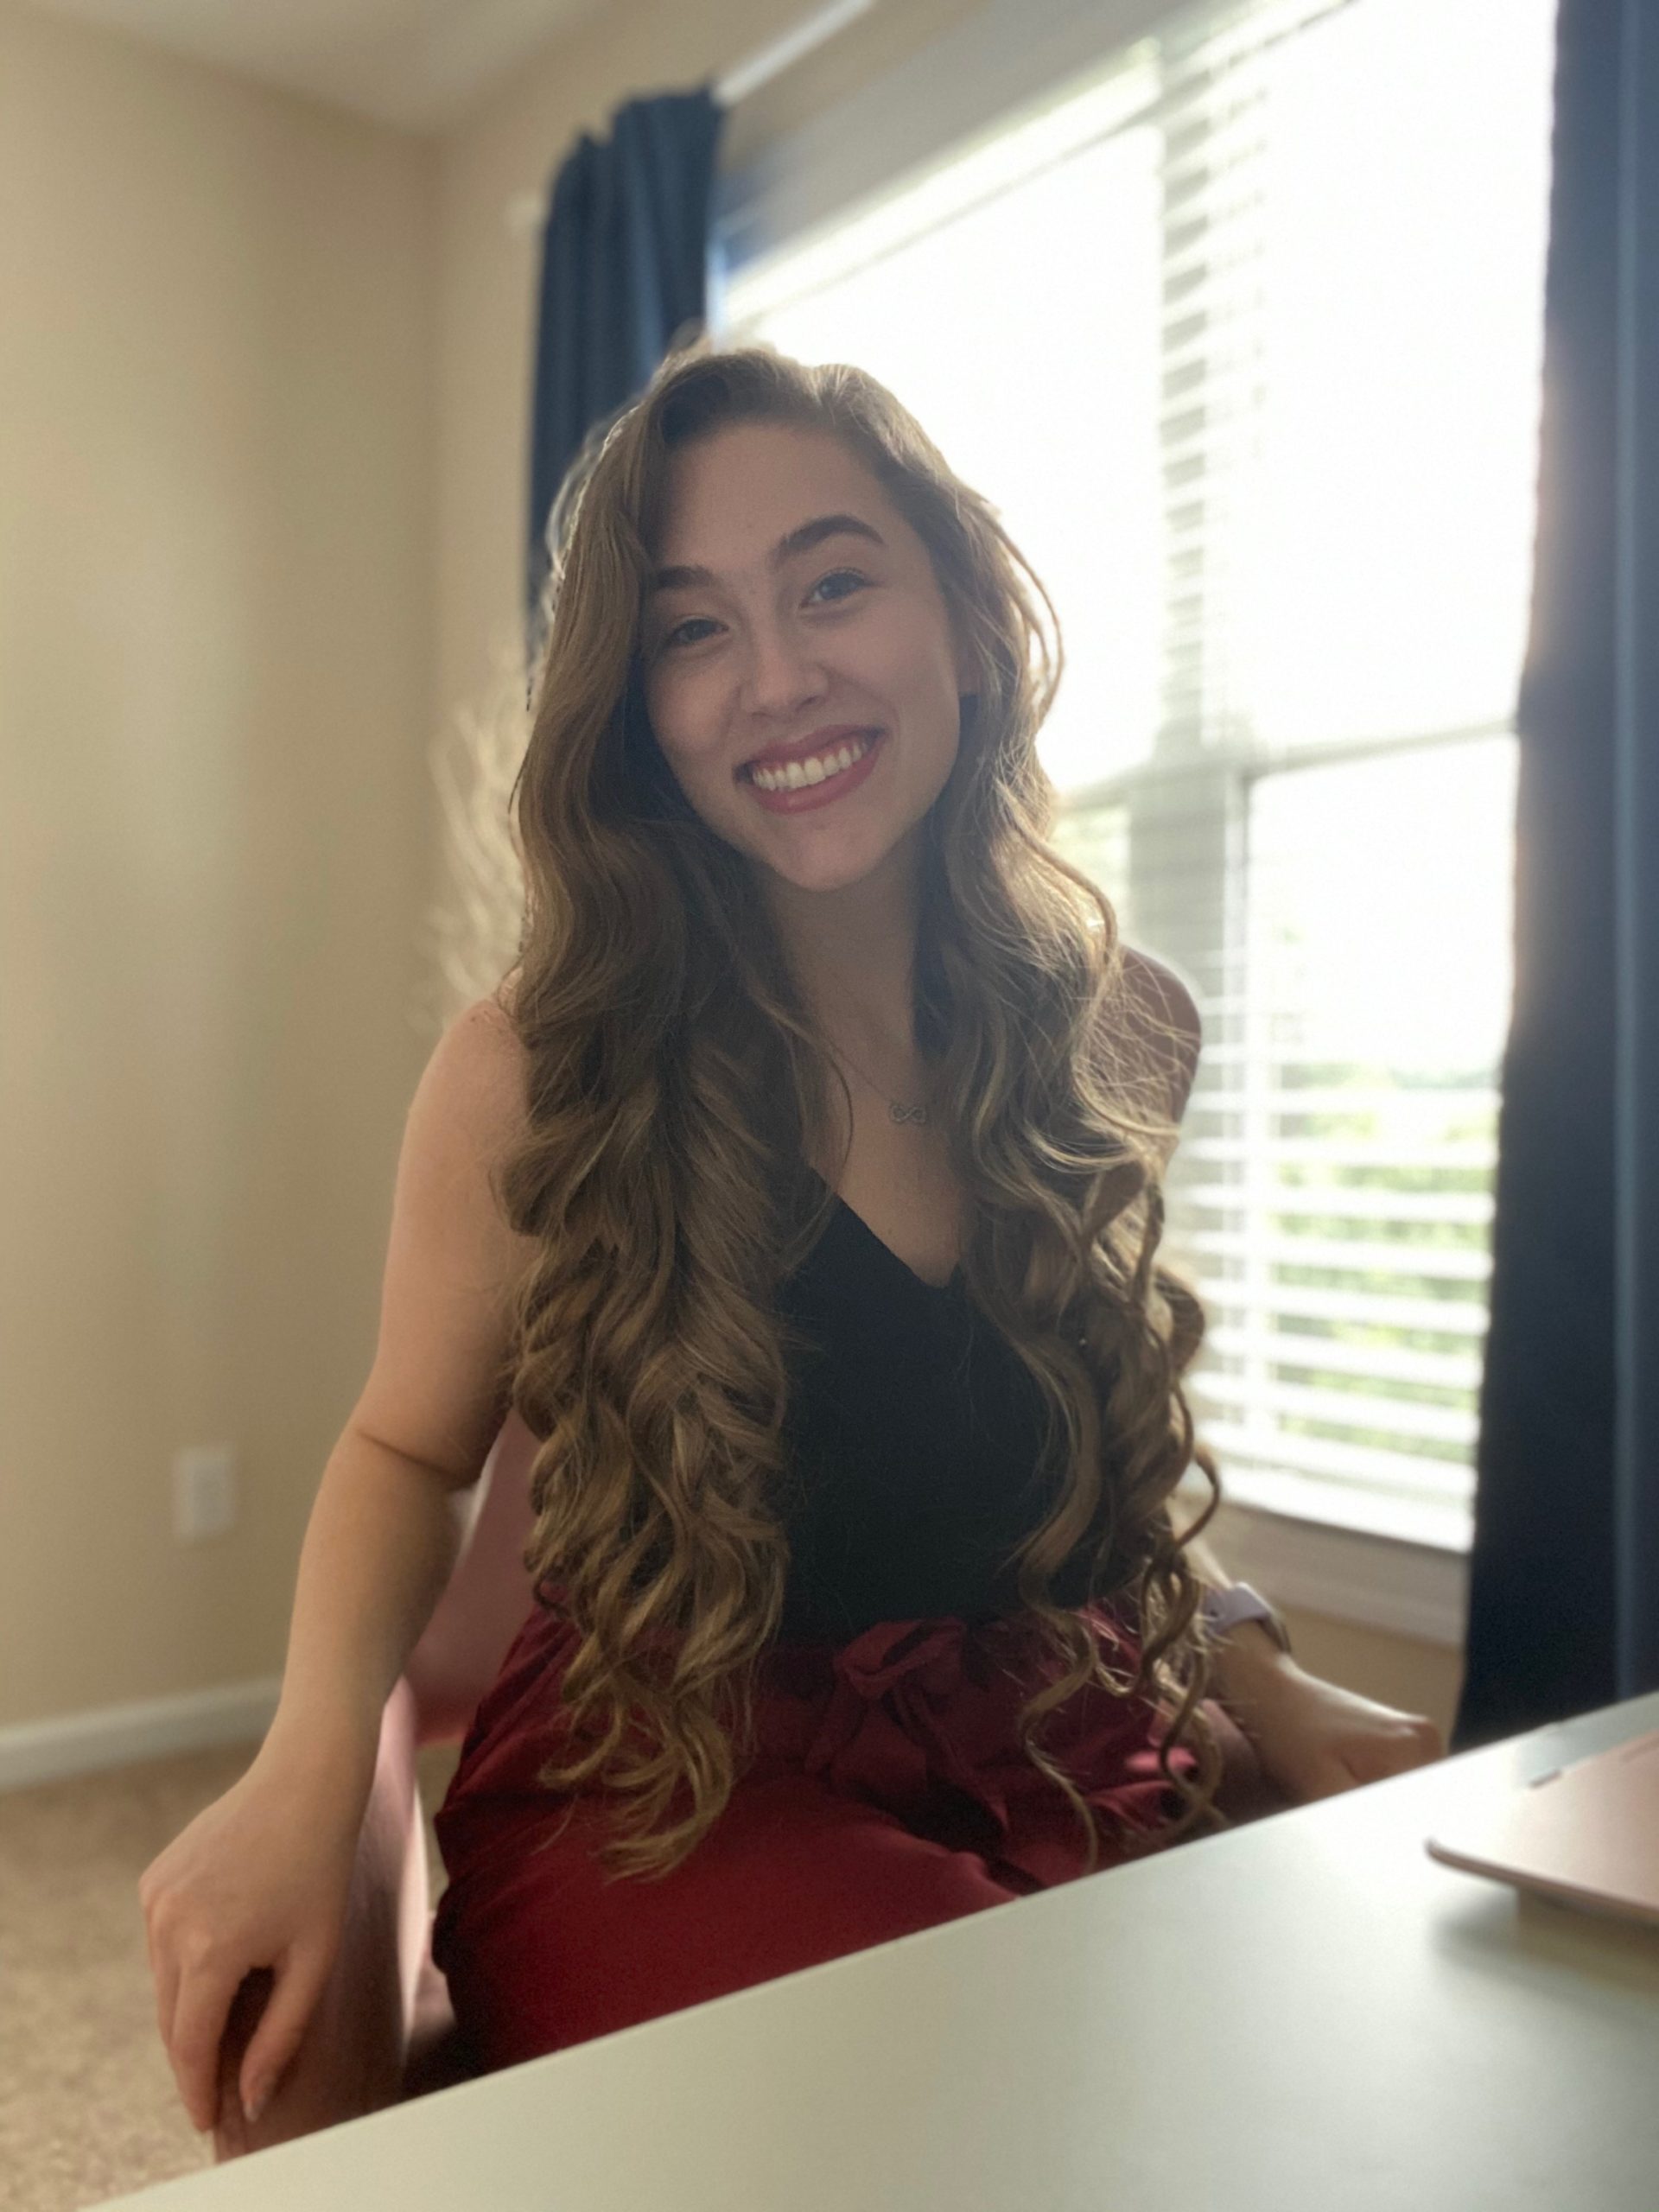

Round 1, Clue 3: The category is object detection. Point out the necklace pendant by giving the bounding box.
[889,1101,929,1126]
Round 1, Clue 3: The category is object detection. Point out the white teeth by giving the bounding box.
[749,734,874,792]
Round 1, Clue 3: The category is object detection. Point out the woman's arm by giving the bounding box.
[262,995,542,1786]
[140,999,545,2132]
[1115,949,1446,1796]
[1176,1508,1446,1799]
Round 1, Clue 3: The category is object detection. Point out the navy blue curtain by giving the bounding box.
[1453,0,1659,1750]
[525,86,726,683]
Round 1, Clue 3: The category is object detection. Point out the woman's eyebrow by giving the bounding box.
[650,514,885,596]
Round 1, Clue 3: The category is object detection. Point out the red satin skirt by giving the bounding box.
[430,1597,1224,2076]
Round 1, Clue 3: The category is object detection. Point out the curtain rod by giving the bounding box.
[504,0,879,237]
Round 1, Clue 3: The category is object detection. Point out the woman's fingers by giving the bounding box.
[140,1904,180,2058]
[237,1947,331,2125]
[1409,1715,1447,1761]
[139,1873,167,2031]
[168,1960,240,2133]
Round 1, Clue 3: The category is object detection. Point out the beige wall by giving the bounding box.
[0,0,1464,1743]
[0,3,435,1726]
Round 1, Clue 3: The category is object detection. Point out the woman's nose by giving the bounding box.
[737,625,830,716]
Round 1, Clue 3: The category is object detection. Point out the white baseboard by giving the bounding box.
[0,1677,281,1794]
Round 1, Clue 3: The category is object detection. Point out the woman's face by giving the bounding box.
[639,421,974,895]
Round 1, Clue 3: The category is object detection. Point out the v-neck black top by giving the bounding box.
[772,1179,1100,1643]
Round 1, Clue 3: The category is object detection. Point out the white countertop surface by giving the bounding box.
[96,1688,1659,2212]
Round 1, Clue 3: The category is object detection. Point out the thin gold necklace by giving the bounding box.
[828,1040,931,1126]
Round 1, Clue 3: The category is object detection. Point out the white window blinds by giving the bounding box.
[712,0,1557,1550]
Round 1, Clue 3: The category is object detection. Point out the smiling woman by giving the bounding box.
[459,337,1243,1879]
[147,340,1398,2139]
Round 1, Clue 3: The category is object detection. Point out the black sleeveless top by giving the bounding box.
[772,1174,1100,1643]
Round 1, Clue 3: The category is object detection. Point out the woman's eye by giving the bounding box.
[807,568,870,606]
[661,570,869,652]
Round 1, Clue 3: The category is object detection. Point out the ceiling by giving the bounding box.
[20,0,611,132]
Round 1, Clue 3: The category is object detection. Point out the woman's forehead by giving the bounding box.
[652,422,893,561]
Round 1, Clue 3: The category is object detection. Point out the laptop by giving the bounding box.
[1426,1726,1659,1928]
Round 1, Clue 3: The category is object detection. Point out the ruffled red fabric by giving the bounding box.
[431,1596,1230,2070]
[753,1607,1198,1887]
[435,1594,1198,1898]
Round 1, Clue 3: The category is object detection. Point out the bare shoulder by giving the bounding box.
[416,990,531,1166]
[450,988,526,1071]
[1111,944,1203,1123]
[1118,944,1201,1044]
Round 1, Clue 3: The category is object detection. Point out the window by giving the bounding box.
[711,0,1555,1557]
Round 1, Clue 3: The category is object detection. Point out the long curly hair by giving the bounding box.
[492,338,1228,1879]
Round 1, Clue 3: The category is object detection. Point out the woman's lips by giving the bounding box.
[742,729,887,815]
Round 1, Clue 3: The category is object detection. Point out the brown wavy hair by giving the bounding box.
[493,337,1229,1879]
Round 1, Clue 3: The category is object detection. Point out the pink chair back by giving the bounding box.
[401,1413,541,1746]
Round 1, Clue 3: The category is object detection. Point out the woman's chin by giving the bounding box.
[752,834,908,898]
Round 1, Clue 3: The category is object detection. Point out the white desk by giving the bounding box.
[100,1689,1659,2212]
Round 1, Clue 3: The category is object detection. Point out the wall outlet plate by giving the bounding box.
[173,1445,238,1541]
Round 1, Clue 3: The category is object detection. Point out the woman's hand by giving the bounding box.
[137,1746,367,2134]
[1205,1624,1446,1803]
